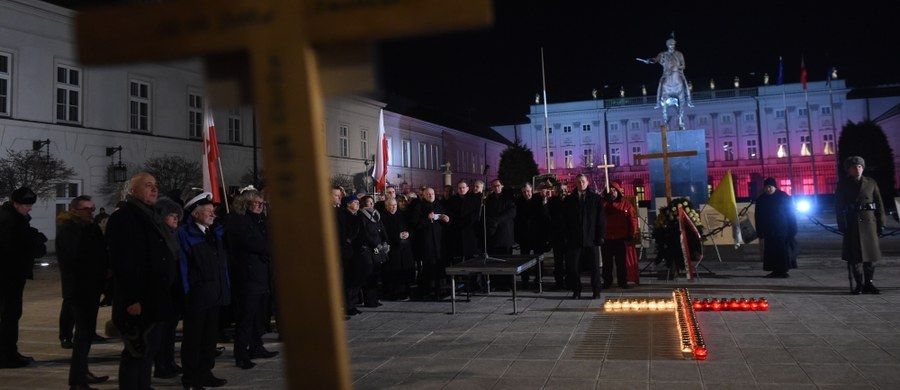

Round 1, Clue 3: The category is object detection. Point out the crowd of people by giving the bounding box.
[332,173,642,314]
[0,172,279,390]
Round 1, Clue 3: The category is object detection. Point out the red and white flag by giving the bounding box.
[203,107,222,203]
[678,207,703,280]
[373,109,389,193]
[800,56,808,91]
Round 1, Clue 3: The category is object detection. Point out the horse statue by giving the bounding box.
[637,37,694,130]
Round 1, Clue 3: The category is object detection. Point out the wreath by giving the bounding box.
[652,198,705,271]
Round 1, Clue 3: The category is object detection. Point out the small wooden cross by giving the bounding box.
[595,154,615,192]
[634,124,698,203]
[75,1,492,388]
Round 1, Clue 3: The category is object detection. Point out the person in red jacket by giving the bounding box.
[602,181,639,289]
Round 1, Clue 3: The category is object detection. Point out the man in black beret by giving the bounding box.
[0,186,47,368]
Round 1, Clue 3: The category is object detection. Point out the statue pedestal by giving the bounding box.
[647,129,708,210]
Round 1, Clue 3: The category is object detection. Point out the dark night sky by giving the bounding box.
[375,1,898,126]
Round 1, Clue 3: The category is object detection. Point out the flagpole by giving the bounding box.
[803,88,818,202]
[779,57,795,195]
[217,157,229,213]
[541,47,551,175]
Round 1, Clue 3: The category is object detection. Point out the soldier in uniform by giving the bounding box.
[835,156,885,295]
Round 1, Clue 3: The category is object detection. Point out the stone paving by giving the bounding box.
[2,212,900,389]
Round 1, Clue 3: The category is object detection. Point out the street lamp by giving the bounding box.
[32,139,51,164]
[106,146,127,183]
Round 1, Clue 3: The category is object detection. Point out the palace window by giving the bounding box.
[723,141,734,161]
[227,107,242,144]
[583,148,593,166]
[776,137,788,158]
[821,106,832,115]
[129,80,152,132]
[746,139,758,158]
[610,147,620,166]
[431,144,440,170]
[582,124,591,132]
[188,93,203,139]
[548,151,555,170]
[800,134,811,156]
[401,139,411,167]
[339,125,349,157]
[56,65,81,124]
[775,110,785,119]
[418,142,428,169]
[0,52,10,116]
[564,150,573,169]
[563,126,572,133]
[360,129,368,159]
[823,133,835,155]
[632,146,643,165]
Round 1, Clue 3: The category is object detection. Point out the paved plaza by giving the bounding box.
[2,211,900,389]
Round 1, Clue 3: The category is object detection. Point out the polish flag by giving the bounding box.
[373,109,388,193]
[203,107,222,203]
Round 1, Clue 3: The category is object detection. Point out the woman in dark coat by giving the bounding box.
[755,177,798,278]
[380,198,415,300]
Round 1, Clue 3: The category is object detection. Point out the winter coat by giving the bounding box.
[106,199,177,326]
[604,196,638,241]
[484,192,516,248]
[0,202,46,281]
[835,176,885,263]
[224,212,271,296]
[175,218,231,310]
[755,189,798,272]
[56,211,109,299]
[563,190,606,248]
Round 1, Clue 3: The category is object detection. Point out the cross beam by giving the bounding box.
[595,154,615,191]
[634,124,698,203]
[75,1,492,389]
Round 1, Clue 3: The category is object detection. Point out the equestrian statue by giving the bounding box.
[637,37,694,130]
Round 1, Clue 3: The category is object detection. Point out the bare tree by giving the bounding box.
[140,155,202,201]
[0,149,75,200]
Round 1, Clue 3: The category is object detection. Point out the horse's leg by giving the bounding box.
[678,106,685,130]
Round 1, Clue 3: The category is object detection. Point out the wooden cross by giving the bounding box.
[75,2,492,389]
[633,124,698,203]
[596,154,616,192]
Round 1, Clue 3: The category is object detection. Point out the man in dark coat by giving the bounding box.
[755,177,798,278]
[547,185,569,290]
[444,180,480,262]
[176,192,231,388]
[411,187,450,298]
[514,182,547,288]
[0,186,47,369]
[56,195,111,388]
[563,174,606,299]
[485,179,516,254]
[835,156,885,295]
[106,173,176,389]
[225,189,278,370]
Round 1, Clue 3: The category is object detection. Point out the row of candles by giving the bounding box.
[674,288,707,360]
[603,298,675,311]
[692,298,769,311]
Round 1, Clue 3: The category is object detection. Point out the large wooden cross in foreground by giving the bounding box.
[634,124,698,203]
[76,1,492,388]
